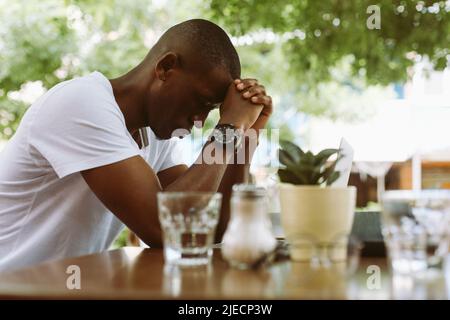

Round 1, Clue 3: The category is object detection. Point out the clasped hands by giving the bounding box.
[219,78,273,133]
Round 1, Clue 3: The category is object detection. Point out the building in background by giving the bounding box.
[306,64,450,206]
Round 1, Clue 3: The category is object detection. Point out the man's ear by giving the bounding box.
[155,52,178,81]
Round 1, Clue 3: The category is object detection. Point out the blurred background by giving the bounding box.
[0,0,449,218]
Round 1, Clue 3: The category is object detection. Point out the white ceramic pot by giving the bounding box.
[279,184,357,261]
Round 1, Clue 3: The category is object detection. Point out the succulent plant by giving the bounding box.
[278,140,341,186]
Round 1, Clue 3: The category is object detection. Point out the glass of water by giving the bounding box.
[157,192,222,266]
[381,190,450,274]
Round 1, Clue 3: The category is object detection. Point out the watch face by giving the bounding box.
[212,128,226,144]
[214,124,235,144]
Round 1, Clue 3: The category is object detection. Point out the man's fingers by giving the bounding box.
[236,78,258,91]
[250,95,272,108]
[242,85,266,99]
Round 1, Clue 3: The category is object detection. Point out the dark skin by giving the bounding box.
[81,49,272,247]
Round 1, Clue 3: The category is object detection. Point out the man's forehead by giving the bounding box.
[193,67,233,102]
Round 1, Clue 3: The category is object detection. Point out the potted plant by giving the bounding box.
[278,140,356,262]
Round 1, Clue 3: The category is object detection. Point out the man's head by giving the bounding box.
[144,19,241,139]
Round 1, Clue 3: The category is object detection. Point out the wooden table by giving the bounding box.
[0,247,447,299]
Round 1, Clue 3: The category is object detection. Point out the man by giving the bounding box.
[0,19,272,271]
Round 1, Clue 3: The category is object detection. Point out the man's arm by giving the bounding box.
[82,82,269,247]
[215,152,251,243]
[152,137,255,245]
[154,137,255,245]
[155,78,271,244]
[215,78,273,242]
[82,147,232,248]
[157,164,189,188]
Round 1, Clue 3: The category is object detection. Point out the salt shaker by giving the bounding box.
[221,184,277,269]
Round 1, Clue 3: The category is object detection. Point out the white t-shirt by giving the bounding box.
[0,71,185,272]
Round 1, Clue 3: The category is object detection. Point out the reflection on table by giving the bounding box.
[0,247,448,299]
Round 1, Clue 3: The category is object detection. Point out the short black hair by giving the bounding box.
[156,19,241,79]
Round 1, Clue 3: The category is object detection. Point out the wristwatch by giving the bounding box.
[210,124,243,152]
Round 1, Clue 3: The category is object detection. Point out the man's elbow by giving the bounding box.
[139,228,163,248]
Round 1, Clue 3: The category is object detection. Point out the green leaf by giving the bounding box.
[321,163,336,183]
[314,148,339,166]
[292,163,320,184]
[279,140,304,161]
[291,168,313,185]
[303,151,315,165]
[278,168,302,184]
[326,171,340,186]
[278,140,344,185]
[321,155,343,185]
[279,149,297,168]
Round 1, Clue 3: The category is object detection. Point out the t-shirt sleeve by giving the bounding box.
[157,137,188,172]
[28,80,141,179]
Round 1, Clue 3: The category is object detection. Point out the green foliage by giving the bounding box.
[235,40,395,141]
[0,97,28,138]
[208,0,450,86]
[278,140,341,185]
[0,0,207,139]
[0,1,77,92]
[111,228,129,249]
[1,0,448,142]
[0,0,77,139]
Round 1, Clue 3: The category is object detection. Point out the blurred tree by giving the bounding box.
[0,0,76,138]
[205,0,448,140]
[1,0,448,141]
[0,0,206,139]
[208,0,449,86]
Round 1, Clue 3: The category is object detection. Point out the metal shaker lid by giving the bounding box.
[232,184,267,198]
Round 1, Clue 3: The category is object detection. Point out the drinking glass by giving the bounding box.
[157,192,222,266]
[381,190,450,274]
[288,233,363,275]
